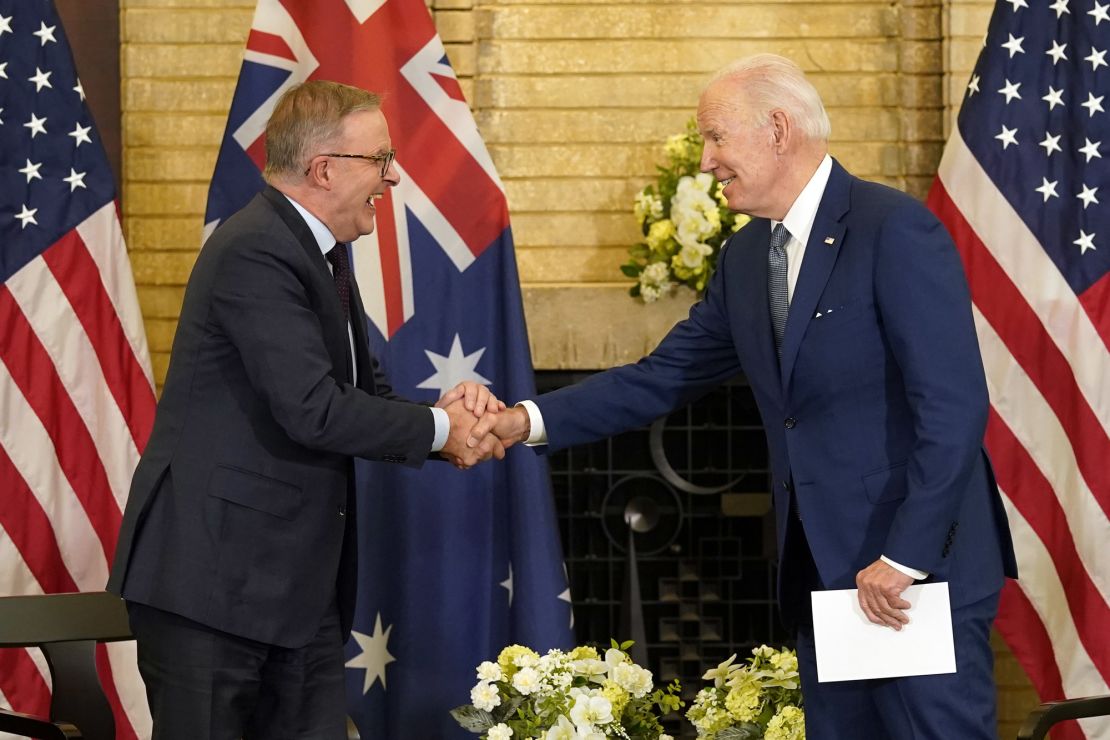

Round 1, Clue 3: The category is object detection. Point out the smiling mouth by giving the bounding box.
[721,177,735,187]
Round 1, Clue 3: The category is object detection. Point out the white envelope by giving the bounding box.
[811,582,956,682]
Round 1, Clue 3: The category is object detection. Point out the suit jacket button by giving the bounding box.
[338,506,346,517]
[784,417,797,429]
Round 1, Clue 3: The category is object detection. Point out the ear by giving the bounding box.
[304,157,333,189]
[769,109,791,152]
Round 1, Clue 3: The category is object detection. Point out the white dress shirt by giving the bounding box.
[283,194,448,452]
[519,155,926,580]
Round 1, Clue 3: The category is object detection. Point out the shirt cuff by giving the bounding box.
[429,407,449,452]
[881,555,929,580]
[517,400,547,445]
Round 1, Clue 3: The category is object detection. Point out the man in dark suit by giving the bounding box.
[108,81,503,739]
[475,55,1018,738]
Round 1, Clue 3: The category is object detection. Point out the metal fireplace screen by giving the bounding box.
[537,372,792,734]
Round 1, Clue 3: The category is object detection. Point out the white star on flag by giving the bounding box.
[1042,87,1065,110]
[24,113,47,138]
[1079,138,1102,162]
[15,204,38,229]
[1005,0,1028,10]
[1073,230,1096,254]
[1087,47,1108,71]
[69,122,92,147]
[967,74,981,96]
[1046,40,1068,64]
[28,67,52,92]
[345,613,396,694]
[1090,1,1110,25]
[1035,178,1059,202]
[32,21,56,45]
[0,14,11,36]
[996,125,1019,149]
[1049,0,1070,18]
[0,61,7,79]
[1077,184,1099,209]
[19,159,43,183]
[1039,132,1062,156]
[74,80,85,101]
[416,333,491,395]
[63,168,87,191]
[1081,92,1105,118]
[1001,34,1025,57]
[501,564,514,606]
[998,79,1022,104]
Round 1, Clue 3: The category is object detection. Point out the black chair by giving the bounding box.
[1017,695,1110,739]
[0,591,132,740]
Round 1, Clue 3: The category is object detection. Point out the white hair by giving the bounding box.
[706,54,831,142]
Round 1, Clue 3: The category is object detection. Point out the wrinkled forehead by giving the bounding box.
[697,80,748,133]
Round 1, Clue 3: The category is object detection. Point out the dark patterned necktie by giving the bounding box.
[768,223,791,357]
[325,243,350,320]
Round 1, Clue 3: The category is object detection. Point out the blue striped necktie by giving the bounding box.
[768,223,791,357]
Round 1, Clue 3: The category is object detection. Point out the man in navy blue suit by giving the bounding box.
[476,54,1018,738]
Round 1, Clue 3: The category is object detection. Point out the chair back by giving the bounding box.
[0,591,132,740]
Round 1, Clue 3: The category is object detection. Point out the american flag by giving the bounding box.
[204,1,574,737]
[926,1,1110,738]
[0,0,155,737]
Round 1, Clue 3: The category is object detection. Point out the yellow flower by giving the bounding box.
[568,646,599,662]
[497,645,538,678]
[601,679,630,717]
[646,219,677,252]
[724,680,762,722]
[765,705,805,740]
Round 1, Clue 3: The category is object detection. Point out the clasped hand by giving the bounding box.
[435,382,511,469]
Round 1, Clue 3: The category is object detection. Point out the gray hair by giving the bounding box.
[263,80,382,182]
[706,54,831,142]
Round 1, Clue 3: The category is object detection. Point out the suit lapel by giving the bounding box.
[779,160,852,388]
[260,187,353,384]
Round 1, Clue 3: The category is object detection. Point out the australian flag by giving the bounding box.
[202,1,575,737]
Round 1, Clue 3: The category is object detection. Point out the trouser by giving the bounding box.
[127,601,347,740]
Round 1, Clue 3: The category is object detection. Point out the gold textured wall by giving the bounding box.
[121,0,985,379]
[120,1,1038,735]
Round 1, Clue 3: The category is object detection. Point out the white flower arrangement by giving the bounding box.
[686,646,805,740]
[452,641,682,740]
[623,120,751,302]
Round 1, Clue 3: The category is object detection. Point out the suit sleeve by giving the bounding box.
[209,231,434,467]
[535,240,744,451]
[873,202,989,573]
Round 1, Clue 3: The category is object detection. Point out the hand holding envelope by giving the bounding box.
[811,583,957,683]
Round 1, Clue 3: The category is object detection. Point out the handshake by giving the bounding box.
[434,381,532,469]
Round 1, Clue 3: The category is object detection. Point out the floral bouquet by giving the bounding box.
[686,646,805,740]
[622,119,751,302]
[451,640,683,740]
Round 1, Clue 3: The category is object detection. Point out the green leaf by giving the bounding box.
[620,264,642,278]
[621,640,635,651]
[716,724,763,739]
[449,705,495,733]
[493,695,526,724]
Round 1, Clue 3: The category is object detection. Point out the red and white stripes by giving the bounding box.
[0,202,155,739]
[928,130,1110,740]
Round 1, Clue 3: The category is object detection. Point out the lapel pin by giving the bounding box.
[824,236,836,245]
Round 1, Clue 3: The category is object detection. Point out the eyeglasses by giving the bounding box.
[305,149,396,177]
